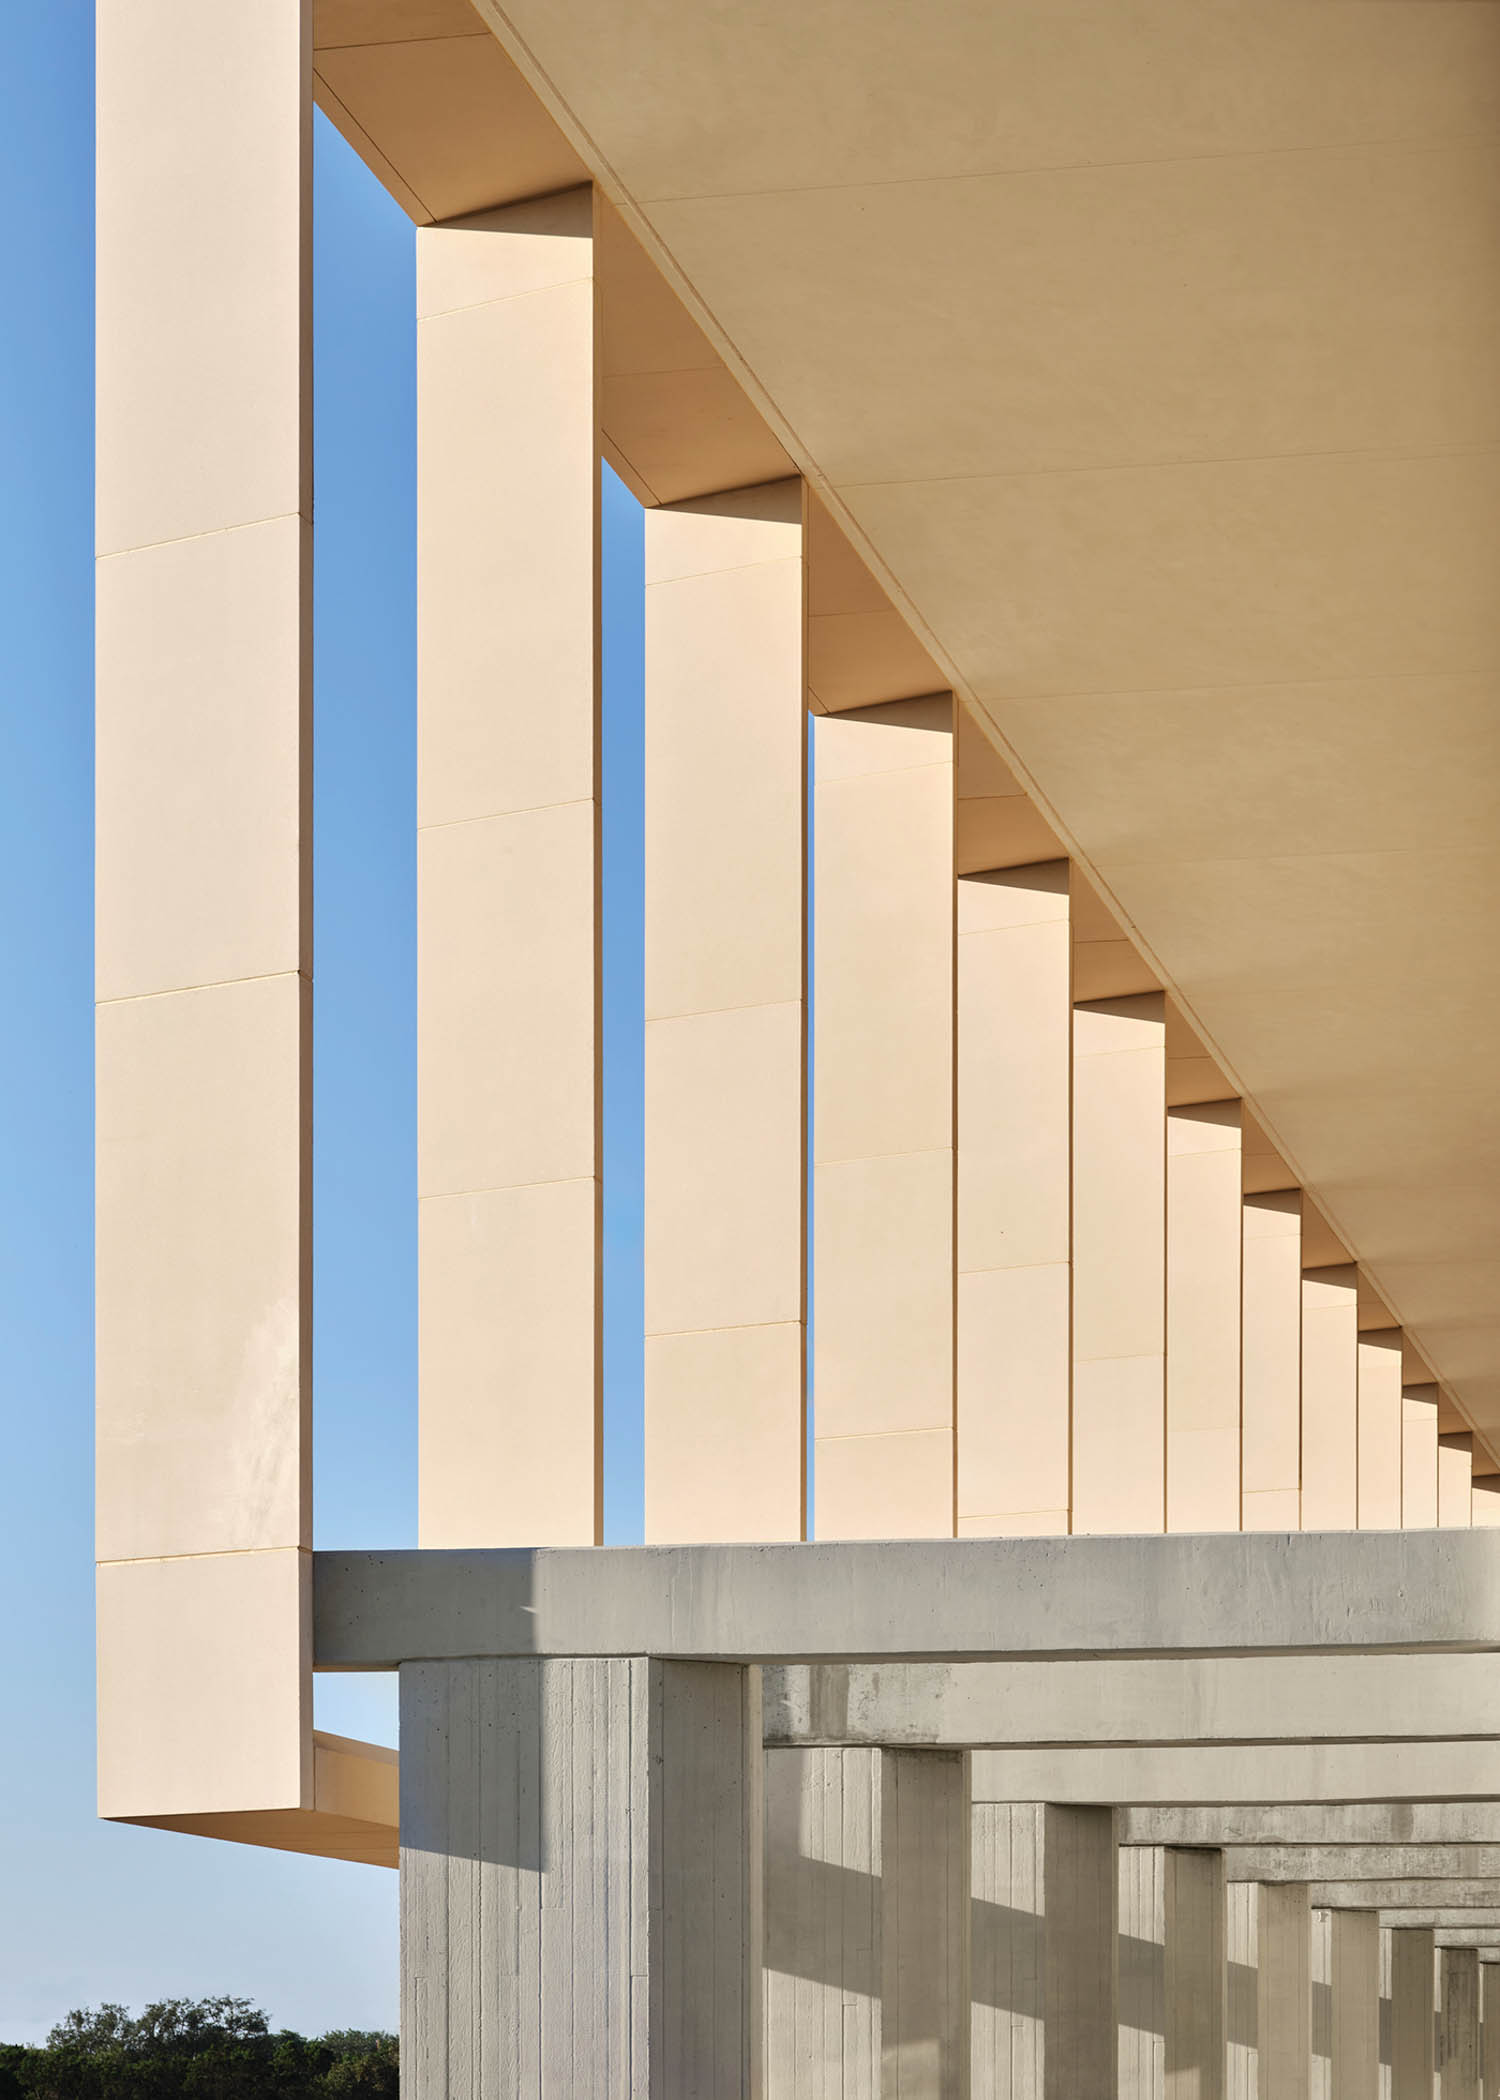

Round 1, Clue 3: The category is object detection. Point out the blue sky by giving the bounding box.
[0,5,647,2044]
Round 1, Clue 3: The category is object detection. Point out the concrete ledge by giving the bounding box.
[313,1531,1500,1669]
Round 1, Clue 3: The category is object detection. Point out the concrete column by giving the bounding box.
[1229,1883,1260,2100]
[1121,1846,1166,2100]
[956,860,1071,1537]
[1072,994,1168,1533]
[1390,1927,1436,2099]
[1480,1960,1500,2100]
[416,187,601,1548]
[971,1803,1118,2100]
[1314,1908,1333,2100]
[1403,1390,1441,1528]
[1166,1103,1243,1532]
[95,0,313,1827]
[1442,1948,1482,2100]
[1258,1883,1312,2100]
[764,1747,969,2099]
[401,1657,760,2099]
[1440,1437,1475,1530]
[1358,1331,1404,1530]
[1166,1847,1227,2100]
[642,480,805,1544]
[1302,1267,1359,1530]
[813,696,955,1539]
[1242,1192,1303,1530]
[1330,1911,1380,2100]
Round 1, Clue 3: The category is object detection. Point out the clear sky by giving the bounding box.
[0,5,647,2045]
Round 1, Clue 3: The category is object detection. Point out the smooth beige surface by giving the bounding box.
[957,861,1070,1534]
[1301,1266,1359,1533]
[416,189,600,1546]
[1243,1192,1303,1532]
[813,697,954,1539]
[1166,1100,1242,1533]
[1442,1437,1476,1533]
[642,482,804,1542]
[1404,1388,1441,1531]
[1357,1330,1404,1532]
[1072,994,1166,1534]
[433,0,1500,1443]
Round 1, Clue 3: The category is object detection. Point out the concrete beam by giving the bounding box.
[1307,1885,1500,1910]
[972,1741,1500,1806]
[1220,1847,1500,1883]
[313,1530,1500,1669]
[1125,1807,1500,1847]
[763,1655,1500,1747]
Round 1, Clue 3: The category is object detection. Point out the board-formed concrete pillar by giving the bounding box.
[813,696,955,1539]
[1166,1847,1227,2100]
[971,1804,1118,2099]
[1329,1911,1380,2100]
[1480,1959,1500,2100]
[1120,1845,1165,2100]
[1072,994,1168,1533]
[1391,1927,1436,2100]
[956,861,1071,1537]
[1301,1267,1359,1530]
[1166,1103,1243,1532]
[763,1746,969,2098]
[1442,1947,1482,2100]
[1258,1883,1312,2100]
[95,0,314,1829]
[1358,1330,1404,1529]
[1312,1908,1332,2100]
[1403,1390,1441,1528]
[401,1657,761,2099]
[416,187,602,1548]
[642,480,805,1543]
[1228,1883,1259,2100]
[1242,1192,1303,1530]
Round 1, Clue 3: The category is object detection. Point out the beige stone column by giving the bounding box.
[1167,1103,1243,1532]
[1301,1266,1359,1530]
[1480,1958,1500,2100]
[1072,994,1167,1534]
[1440,1434,1475,1529]
[813,696,955,1539]
[1166,1847,1228,2100]
[1403,1387,1441,1527]
[95,0,313,1829]
[1357,1330,1404,1529]
[956,862,1071,1536]
[1242,1193,1303,1530]
[1443,1947,1482,2100]
[642,481,805,1543]
[1329,1911,1380,2100]
[1258,1883,1312,2100]
[416,188,601,1547]
[1390,1927,1436,2100]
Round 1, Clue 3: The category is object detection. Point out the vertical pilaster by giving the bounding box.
[1228,1883,1260,2100]
[1313,1908,1332,2100]
[1242,1193,1303,1530]
[1403,1388,1441,1528]
[813,696,955,1539]
[1258,1883,1312,2100]
[1301,1267,1359,1530]
[1358,1331,1404,1529]
[1440,1435,1475,1528]
[1072,995,1168,1533]
[956,862,1071,1536]
[401,1657,760,2099]
[416,188,601,1547]
[1443,1947,1482,2100]
[1120,1846,1166,2100]
[971,1803,1118,2100]
[1390,1927,1436,2100]
[882,1753,971,2100]
[1330,1911,1380,2100]
[1166,1847,1227,2100]
[1166,1104,1243,1532]
[642,481,805,1543]
[95,0,313,1823]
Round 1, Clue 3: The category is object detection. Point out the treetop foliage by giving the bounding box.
[0,2000,397,2098]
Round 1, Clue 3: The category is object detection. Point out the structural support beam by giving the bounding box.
[972,1740,1500,1807]
[971,1804,1118,2100]
[957,861,1071,1537]
[1167,1101,1243,1533]
[1257,1883,1312,2100]
[1127,1810,1500,1851]
[642,480,805,1544]
[1357,1328,1404,1529]
[1329,1910,1379,2100]
[1119,1844,1164,2100]
[1301,1266,1359,1531]
[1481,1961,1500,2100]
[1228,1884,1257,2100]
[400,1657,760,2099]
[1072,993,1168,1534]
[1405,1386,1441,1528]
[1444,1946,1483,2100]
[813,696,955,1539]
[1242,1191,1303,1530]
[416,186,601,1548]
[1391,1927,1437,2100]
[1166,1846,1227,2100]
